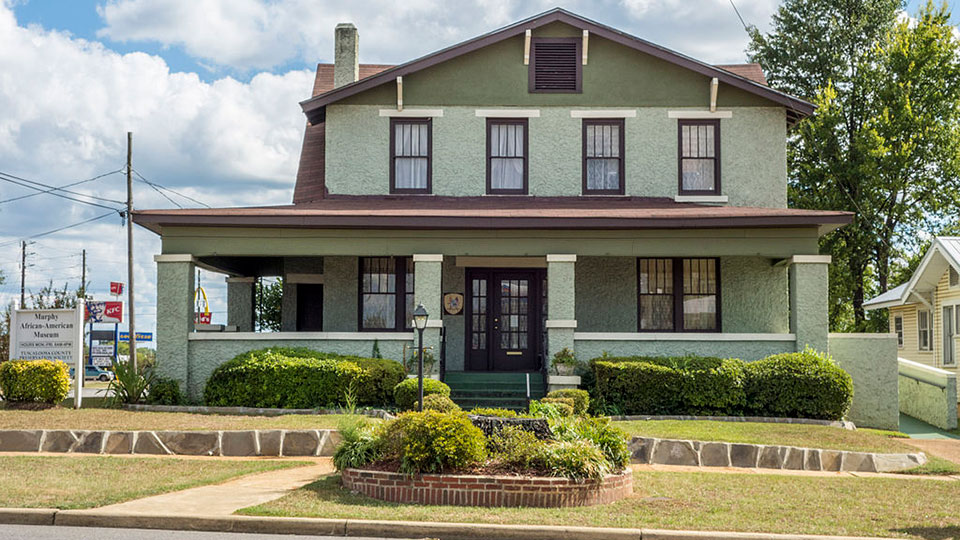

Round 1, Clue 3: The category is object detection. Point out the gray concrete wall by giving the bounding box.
[155,258,195,394]
[326,105,787,207]
[828,333,900,431]
[323,256,358,332]
[898,357,958,430]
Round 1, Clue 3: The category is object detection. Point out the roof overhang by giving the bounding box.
[864,237,960,310]
[299,8,815,126]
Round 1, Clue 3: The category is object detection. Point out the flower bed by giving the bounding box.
[340,467,633,507]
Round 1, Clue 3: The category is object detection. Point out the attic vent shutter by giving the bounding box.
[530,38,581,93]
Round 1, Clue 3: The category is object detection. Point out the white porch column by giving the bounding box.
[786,255,831,353]
[414,254,443,373]
[546,254,577,370]
[154,254,195,397]
[226,276,255,332]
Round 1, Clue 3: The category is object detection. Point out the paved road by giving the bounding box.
[0,524,390,540]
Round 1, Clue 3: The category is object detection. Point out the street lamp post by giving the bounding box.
[412,303,429,412]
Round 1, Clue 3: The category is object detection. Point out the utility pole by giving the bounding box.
[126,132,137,373]
[19,241,26,309]
[80,249,86,299]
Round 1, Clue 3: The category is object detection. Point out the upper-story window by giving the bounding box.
[529,38,582,93]
[678,119,720,195]
[359,256,414,330]
[582,119,624,195]
[487,119,528,194]
[390,118,431,194]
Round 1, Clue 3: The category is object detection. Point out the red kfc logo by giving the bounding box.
[110,282,124,296]
[104,302,123,322]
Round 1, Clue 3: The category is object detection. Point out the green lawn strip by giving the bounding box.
[901,456,960,476]
[239,471,959,539]
[0,455,310,509]
[613,420,915,453]
[0,408,365,431]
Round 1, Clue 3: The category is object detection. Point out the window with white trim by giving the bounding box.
[918,309,932,351]
[894,315,903,348]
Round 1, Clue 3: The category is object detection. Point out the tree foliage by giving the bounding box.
[749,0,960,330]
[255,277,283,332]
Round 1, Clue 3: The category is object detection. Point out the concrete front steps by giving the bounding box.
[444,371,546,411]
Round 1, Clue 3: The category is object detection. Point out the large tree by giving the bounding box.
[749,0,960,330]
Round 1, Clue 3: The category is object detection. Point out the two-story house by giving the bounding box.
[135,9,852,403]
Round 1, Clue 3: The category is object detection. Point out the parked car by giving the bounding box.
[69,365,115,382]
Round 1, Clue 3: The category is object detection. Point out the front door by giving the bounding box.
[466,269,543,371]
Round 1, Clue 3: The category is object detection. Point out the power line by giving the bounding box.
[0,172,124,212]
[729,0,748,31]
[0,169,124,205]
[0,212,119,249]
[133,168,210,208]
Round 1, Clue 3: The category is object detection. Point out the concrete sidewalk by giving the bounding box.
[96,459,334,516]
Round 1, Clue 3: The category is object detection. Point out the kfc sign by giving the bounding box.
[110,282,124,296]
[86,301,123,324]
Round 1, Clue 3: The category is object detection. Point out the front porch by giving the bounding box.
[152,227,831,402]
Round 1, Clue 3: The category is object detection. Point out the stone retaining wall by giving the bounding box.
[341,468,633,507]
[0,429,340,457]
[629,437,926,473]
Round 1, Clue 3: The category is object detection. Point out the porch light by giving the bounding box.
[413,303,429,411]
[413,303,429,330]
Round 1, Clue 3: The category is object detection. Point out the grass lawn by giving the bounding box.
[0,407,366,431]
[613,420,917,453]
[0,455,308,509]
[241,471,960,539]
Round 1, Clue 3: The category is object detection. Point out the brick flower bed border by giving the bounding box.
[340,468,633,507]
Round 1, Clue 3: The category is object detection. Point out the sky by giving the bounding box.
[0,0,905,342]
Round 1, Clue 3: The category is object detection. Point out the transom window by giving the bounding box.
[359,257,414,330]
[678,119,720,195]
[487,119,528,194]
[918,309,932,351]
[583,119,624,194]
[638,258,720,332]
[390,119,431,194]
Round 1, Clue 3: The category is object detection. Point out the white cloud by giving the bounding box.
[0,3,312,337]
[95,0,764,71]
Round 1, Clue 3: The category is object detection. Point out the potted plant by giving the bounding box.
[406,348,437,378]
[551,347,579,376]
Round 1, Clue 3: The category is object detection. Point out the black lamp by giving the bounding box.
[412,303,429,411]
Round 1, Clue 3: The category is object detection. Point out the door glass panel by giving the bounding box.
[944,306,955,365]
[498,278,529,352]
[471,278,488,351]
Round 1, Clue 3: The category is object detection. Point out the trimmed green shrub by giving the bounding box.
[541,397,576,414]
[146,377,184,405]
[382,411,487,474]
[744,348,854,420]
[591,359,683,415]
[349,357,405,405]
[204,349,362,408]
[469,407,518,418]
[423,393,460,413]
[0,359,70,404]
[545,389,590,415]
[393,378,451,411]
[529,399,573,419]
[679,358,747,415]
[489,425,541,468]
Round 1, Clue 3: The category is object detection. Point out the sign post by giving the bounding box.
[10,302,85,408]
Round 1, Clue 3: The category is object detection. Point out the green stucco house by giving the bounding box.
[134,9,854,405]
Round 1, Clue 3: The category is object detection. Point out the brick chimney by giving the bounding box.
[334,23,359,88]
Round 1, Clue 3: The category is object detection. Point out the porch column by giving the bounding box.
[546,254,577,370]
[226,277,255,332]
[414,254,443,374]
[788,255,831,353]
[154,254,195,396]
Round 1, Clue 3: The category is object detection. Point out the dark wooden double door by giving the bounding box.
[465,269,545,371]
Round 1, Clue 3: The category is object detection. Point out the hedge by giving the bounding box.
[0,359,71,404]
[590,349,852,420]
[394,378,451,411]
[204,348,403,409]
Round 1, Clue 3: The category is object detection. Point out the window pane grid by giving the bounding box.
[584,121,622,193]
[638,258,719,332]
[679,121,718,194]
[391,120,429,192]
[638,258,674,330]
[489,121,526,192]
[361,257,412,331]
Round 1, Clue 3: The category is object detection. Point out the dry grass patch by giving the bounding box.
[0,407,365,431]
[240,470,960,538]
[0,455,307,509]
[613,420,915,453]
